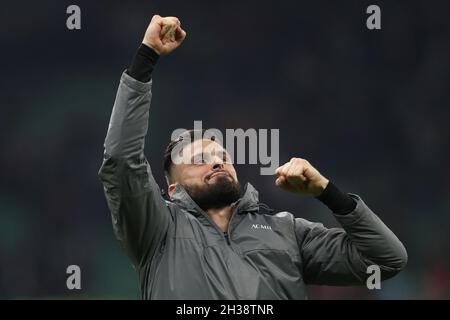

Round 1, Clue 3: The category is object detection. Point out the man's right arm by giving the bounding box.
[98,15,186,269]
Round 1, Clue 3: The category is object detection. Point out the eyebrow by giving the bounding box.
[189,149,230,161]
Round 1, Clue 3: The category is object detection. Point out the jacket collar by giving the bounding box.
[170,182,260,217]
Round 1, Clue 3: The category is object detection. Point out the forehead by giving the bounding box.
[181,139,228,155]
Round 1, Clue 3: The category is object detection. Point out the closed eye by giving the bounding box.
[192,154,206,165]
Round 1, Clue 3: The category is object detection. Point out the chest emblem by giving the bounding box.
[251,224,272,230]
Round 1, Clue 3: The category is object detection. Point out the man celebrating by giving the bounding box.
[99,15,407,299]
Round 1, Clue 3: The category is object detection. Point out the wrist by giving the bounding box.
[127,43,160,82]
[312,178,329,197]
[142,41,161,56]
[316,181,357,215]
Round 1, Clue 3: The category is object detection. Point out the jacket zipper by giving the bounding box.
[224,232,231,246]
[180,190,240,247]
[224,202,240,246]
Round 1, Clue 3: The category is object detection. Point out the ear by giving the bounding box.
[168,183,178,198]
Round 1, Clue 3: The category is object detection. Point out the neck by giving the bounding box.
[206,206,234,232]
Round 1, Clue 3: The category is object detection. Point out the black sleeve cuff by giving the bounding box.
[126,43,160,82]
[316,182,357,215]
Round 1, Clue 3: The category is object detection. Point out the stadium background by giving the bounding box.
[0,0,449,299]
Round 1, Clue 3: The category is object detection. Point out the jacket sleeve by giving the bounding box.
[295,194,408,285]
[98,71,171,269]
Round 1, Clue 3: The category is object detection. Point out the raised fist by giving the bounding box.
[142,15,187,56]
[275,158,329,197]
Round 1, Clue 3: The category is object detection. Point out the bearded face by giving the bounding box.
[168,139,242,210]
[182,171,242,211]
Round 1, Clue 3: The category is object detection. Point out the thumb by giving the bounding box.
[302,166,316,181]
[275,175,286,187]
[175,26,187,42]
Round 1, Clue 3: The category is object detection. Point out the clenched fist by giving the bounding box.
[142,15,187,56]
[275,158,329,197]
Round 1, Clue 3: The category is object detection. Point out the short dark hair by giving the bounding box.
[164,129,217,184]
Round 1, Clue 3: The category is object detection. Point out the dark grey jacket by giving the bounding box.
[98,71,408,299]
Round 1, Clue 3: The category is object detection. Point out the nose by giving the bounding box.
[212,162,224,170]
[211,154,224,169]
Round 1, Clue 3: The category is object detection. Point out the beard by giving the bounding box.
[182,175,242,211]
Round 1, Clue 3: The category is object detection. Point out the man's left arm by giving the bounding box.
[275,158,408,285]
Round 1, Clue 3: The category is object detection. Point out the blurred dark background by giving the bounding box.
[0,0,449,299]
